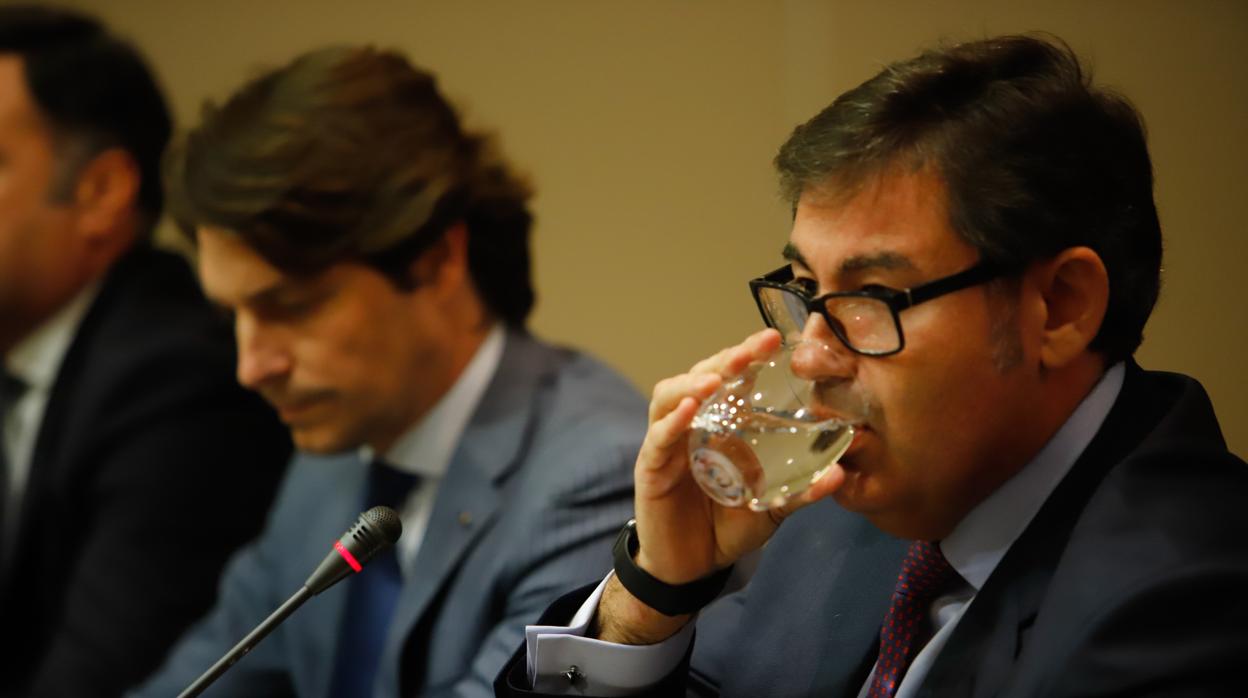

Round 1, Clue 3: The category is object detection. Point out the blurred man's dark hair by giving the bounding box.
[0,4,171,229]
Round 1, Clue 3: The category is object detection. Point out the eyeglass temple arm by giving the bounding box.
[900,263,1007,309]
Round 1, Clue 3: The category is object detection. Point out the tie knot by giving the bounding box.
[894,540,958,602]
[367,460,421,511]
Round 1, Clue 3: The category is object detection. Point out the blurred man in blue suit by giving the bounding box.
[135,46,644,698]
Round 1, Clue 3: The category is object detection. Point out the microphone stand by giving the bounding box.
[173,506,400,697]
[176,586,313,698]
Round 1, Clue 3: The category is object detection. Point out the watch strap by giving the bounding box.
[611,519,734,616]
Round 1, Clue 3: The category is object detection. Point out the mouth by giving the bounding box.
[838,424,872,467]
[277,403,315,423]
[270,395,329,423]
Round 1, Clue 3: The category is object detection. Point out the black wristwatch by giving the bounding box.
[611,519,734,616]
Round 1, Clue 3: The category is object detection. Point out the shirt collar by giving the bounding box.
[940,362,1125,591]
[360,323,506,479]
[5,282,101,391]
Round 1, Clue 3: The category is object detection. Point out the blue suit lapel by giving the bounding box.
[375,331,555,696]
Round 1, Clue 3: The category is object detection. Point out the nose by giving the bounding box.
[234,314,292,390]
[789,313,856,382]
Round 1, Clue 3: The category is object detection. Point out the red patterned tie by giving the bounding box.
[866,540,959,698]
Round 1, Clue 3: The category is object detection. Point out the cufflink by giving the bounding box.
[562,665,584,687]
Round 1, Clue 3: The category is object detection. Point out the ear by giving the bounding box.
[1032,246,1109,370]
[408,222,469,299]
[72,147,140,252]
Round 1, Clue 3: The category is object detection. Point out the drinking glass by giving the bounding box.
[687,343,859,511]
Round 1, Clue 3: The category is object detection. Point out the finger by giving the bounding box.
[688,329,782,377]
[749,327,783,353]
[637,396,700,474]
[685,329,772,375]
[687,345,735,376]
[649,372,721,423]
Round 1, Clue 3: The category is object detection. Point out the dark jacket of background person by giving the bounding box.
[0,6,291,696]
[0,244,292,697]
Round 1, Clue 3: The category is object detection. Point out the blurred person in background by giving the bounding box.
[0,6,291,697]
[134,45,643,698]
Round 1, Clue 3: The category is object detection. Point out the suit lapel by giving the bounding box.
[1,289,98,597]
[2,249,149,597]
[377,331,556,695]
[917,362,1170,697]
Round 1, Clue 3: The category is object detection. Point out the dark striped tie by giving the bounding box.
[328,460,420,698]
[866,540,960,698]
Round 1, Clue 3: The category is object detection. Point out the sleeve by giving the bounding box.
[525,574,695,696]
[25,389,290,698]
[493,584,697,698]
[441,438,641,698]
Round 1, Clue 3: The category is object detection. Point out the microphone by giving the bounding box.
[177,506,402,698]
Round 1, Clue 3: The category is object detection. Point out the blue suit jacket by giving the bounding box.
[137,331,644,698]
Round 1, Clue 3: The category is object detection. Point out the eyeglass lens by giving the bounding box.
[757,286,901,354]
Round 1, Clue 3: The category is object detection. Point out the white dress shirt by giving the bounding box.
[527,363,1126,696]
[360,323,504,573]
[2,283,100,566]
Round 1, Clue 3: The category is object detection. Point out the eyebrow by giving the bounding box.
[781,242,809,269]
[247,281,312,309]
[838,251,916,275]
[204,277,295,313]
[781,243,916,276]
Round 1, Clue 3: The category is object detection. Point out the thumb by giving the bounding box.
[768,462,846,525]
[805,462,846,501]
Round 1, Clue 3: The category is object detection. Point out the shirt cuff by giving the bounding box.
[525,572,695,696]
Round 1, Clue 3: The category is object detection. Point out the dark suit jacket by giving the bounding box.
[135,330,645,698]
[0,246,292,698]
[496,363,1248,696]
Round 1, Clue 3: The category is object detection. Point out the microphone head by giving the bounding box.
[343,506,402,560]
[361,505,403,545]
[304,506,404,595]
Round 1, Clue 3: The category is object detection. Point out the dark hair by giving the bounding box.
[166,46,536,327]
[0,5,171,227]
[775,34,1162,364]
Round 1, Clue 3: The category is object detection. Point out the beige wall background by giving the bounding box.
[57,0,1246,456]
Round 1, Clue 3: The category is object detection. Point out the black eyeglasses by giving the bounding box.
[749,262,1011,356]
